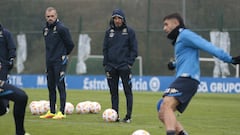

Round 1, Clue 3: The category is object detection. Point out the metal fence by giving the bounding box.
[0,0,240,76]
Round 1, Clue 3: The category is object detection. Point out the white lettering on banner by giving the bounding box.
[36,75,68,87]
[198,81,208,93]
[83,78,108,90]
[37,75,47,86]
[210,82,240,93]
[9,76,23,86]
[132,78,148,91]
[149,77,160,92]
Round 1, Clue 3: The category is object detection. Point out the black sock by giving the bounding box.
[167,130,175,135]
[178,130,188,135]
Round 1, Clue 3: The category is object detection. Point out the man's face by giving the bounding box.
[163,18,179,34]
[45,10,57,24]
[113,16,123,27]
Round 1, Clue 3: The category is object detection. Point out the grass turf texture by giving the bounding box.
[0,89,240,135]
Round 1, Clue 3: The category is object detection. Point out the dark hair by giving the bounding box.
[163,13,185,27]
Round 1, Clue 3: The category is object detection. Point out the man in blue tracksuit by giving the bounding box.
[157,13,240,135]
[40,7,74,119]
[0,24,16,109]
[103,9,138,123]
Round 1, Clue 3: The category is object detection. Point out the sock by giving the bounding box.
[178,130,188,135]
[166,130,175,135]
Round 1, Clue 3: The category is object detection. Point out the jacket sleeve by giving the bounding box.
[183,31,232,63]
[102,31,109,66]
[58,26,75,55]
[128,28,138,66]
[5,29,16,59]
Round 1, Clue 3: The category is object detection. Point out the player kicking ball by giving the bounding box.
[157,13,240,135]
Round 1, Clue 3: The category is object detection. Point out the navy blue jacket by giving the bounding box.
[103,10,138,69]
[0,24,16,66]
[43,20,74,65]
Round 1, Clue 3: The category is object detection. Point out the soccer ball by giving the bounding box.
[65,102,74,114]
[29,100,46,115]
[89,101,101,113]
[102,108,118,122]
[39,100,50,113]
[29,101,40,115]
[29,101,38,110]
[37,103,46,115]
[132,129,150,135]
[75,101,90,114]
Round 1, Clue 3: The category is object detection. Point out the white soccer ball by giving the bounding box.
[76,101,90,114]
[37,103,46,115]
[38,100,49,113]
[132,129,151,135]
[102,108,118,122]
[29,102,40,115]
[65,102,74,115]
[89,101,101,114]
[42,101,50,113]
[29,101,43,115]
[29,101,38,110]
[29,100,51,115]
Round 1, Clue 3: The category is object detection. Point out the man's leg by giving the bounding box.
[119,69,132,121]
[0,66,10,110]
[0,99,8,115]
[157,98,187,135]
[158,96,179,135]
[176,121,188,135]
[55,65,66,114]
[2,83,28,135]
[47,67,57,114]
[106,68,119,116]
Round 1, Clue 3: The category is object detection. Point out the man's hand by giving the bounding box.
[60,55,68,74]
[8,58,14,71]
[232,56,240,65]
[61,55,68,65]
[167,58,176,70]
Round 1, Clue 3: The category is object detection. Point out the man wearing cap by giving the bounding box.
[103,9,138,123]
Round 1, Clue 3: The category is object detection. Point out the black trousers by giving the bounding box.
[0,65,11,107]
[0,82,28,135]
[0,65,9,80]
[46,62,66,114]
[106,67,133,119]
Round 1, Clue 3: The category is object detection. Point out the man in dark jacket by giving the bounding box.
[0,24,16,112]
[0,25,29,135]
[103,9,138,123]
[40,7,74,119]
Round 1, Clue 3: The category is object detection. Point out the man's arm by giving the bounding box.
[128,28,138,66]
[58,26,75,55]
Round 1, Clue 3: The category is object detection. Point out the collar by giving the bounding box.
[167,25,185,45]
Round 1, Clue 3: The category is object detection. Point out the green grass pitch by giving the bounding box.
[0,89,240,135]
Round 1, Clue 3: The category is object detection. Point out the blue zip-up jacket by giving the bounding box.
[43,20,74,65]
[0,24,16,66]
[103,9,138,69]
[174,28,233,81]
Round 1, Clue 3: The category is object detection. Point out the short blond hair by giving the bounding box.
[46,7,57,14]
